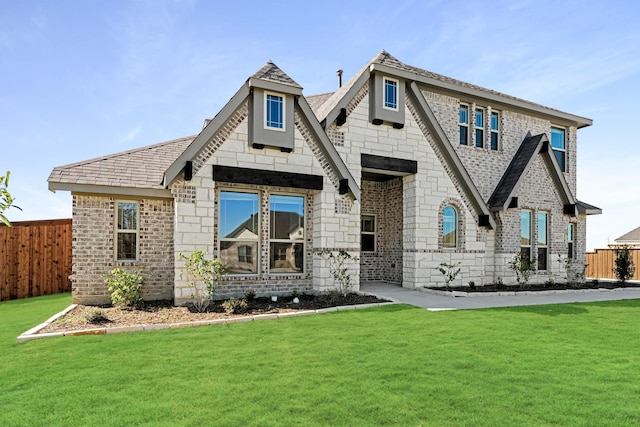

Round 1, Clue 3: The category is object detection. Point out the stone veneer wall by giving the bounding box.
[360,178,403,283]
[71,195,174,305]
[172,101,360,305]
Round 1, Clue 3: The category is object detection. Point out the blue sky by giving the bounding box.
[2,0,639,250]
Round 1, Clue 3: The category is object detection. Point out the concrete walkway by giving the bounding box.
[360,281,640,310]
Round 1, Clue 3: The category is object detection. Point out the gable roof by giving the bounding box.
[48,135,194,197]
[614,226,640,243]
[576,200,602,215]
[163,61,360,199]
[316,50,592,130]
[488,132,576,212]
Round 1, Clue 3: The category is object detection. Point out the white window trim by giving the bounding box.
[537,211,548,271]
[490,111,499,150]
[219,190,261,276]
[459,103,470,145]
[382,77,399,111]
[521,209,533,261]
[475,107,485,148]
[264,91,286,132]
[551,126,567,171]
[114,200,140,262]
[268,193,305,276]
[361,214,376,252]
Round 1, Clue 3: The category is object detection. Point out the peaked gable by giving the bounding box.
[488,132,576,213]
[163,61,360,199]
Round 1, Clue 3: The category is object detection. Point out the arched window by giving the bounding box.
[443,205,457,248]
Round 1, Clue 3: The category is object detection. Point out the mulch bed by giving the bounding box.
[38,293,388,334]
[427,281,634,293]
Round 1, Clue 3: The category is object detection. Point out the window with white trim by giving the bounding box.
[459,104,469,145]
[115,201,139,261]
[219,191,259,274]
[383,78,398,110]
[269,195,304,273]
[265,92,284,130]
[521,210,532,262]
[551,127,566,172]
[490,111,499,151]
[537,211,548,270]
[361,215,376,252]
[568,223,575,259]
[443,205,458,248]
[475,108,484,148]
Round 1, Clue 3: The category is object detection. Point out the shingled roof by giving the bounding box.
[615,226,640,243]
[48,135,194,196]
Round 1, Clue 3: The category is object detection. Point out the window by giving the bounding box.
[265,92,284,130]
[361,215,376,252]
[520,210,532,262]
[116,201,139,261]
[237,245,253,264]
[475,108,484,148]
[459,105,469,145]
[443,205,458,248]
[269,195,304,273]
[383,78,398,110]
[551,127,566,172]
[537,212,548,270]
[219,191,259,274]
[490,112,499,150]
[568,223,575,259]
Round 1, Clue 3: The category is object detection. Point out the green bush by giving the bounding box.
[435,262,461,290]
[614,245,636,284]
[103,267,145,308]
[508,253,536,288]
[318,250,359,295]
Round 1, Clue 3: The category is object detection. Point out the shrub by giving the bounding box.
[435,262,461,290]
[222,298,248,315]
[244,289,256,302]
[103,267,145,308]
[508,253,536,288]
[318,250,359,295]
[180,250,227,312]
[614,245,636,284]
[84,307,108,323]
[559,255,587,287]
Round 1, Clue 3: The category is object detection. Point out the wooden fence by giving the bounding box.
[0,219,72,301]
[586,248,640,280]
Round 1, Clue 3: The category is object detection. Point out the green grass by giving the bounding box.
[2,294,640,426]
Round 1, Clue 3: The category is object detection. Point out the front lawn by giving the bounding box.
[2,294,640,426]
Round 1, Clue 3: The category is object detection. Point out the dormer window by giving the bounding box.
[383,78,398,110]
[265,92,285,130]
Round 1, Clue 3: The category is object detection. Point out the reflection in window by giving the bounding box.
[521,210,532,262]
[490,112,499,150]
[265,93,284,129]
[538,212,548,270]
[551,127,566,172]
[475,109,484,148]
[459,105,469,145]
[269,195,304,273]
[383,78,398,110]
[116,201,138,261]
[443,205,457,248]
[568,223,575,259]
[219,192,259,274]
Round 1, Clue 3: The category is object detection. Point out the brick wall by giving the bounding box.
[71,195,174,305]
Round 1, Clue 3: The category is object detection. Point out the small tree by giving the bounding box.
[0,171,21,227]
[435,262,461,290]
[508,253,536,288]
[103,267,145,308]
[180,250,227,312]
[318,250,359,295]
[613,245,636,284]
[559,255,587,287]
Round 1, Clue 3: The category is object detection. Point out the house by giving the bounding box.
[48,50,601,305]
[611,227,640,248]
